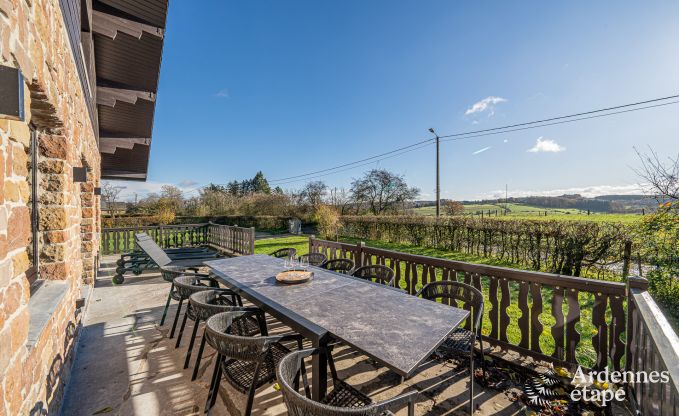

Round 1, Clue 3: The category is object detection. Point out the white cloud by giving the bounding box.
[178,179,198,188]
[472,146,492,155]
[477,184,645,200]
[527,137,565,153]
[465,96,507,116]
[215,88,229,98]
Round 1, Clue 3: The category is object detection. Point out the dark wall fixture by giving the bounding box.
[73,167,88,182]
[94,187,102,196]
[0,65,24,121]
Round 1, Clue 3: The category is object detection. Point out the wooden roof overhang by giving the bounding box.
[92,0,168,181]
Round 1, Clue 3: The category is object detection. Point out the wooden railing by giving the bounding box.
[206,222,255,256]
[101,224,209,254]
[626,277,679,415]
[100,223,255,256]
[310,237,679,414]
[310,237,628,370]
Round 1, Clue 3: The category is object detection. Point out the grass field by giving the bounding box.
[255,235,604,367]
[413,202,642,223]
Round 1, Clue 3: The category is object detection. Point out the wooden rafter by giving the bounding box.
[99,137,150,154]
[97,86,155,107]
[92,9,164,40]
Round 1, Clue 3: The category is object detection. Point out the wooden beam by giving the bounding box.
[97,86,155,107]
[92,9,164,40]
[99,137,150,154]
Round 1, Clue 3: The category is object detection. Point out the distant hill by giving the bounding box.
[415,194,661,213]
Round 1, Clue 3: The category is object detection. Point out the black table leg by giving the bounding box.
[312,338,328,401]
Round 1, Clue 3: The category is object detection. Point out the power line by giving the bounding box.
[440,100,679,142]
[268,138,434,183]
[438,93,679,139]
[185,93,679,191]
[264,94,679,185]
[270,141,436,186]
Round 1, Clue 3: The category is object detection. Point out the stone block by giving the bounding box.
[39,262,68,279]
[7,206,30,250]
[38,159,65,174]
[38,134,67,159]
[11,250,29,279]
[9,307,29,351]
[39,207,67,230]
[8,120,30,148]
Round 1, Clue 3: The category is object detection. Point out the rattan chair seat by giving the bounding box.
[223,341,291,393]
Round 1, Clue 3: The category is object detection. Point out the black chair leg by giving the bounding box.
[205,354,222,414]
[184,318,201,368]
[169,298,183,339]
[160,283,174,326]
[192,328,207,381]
[175,304,191,348]
[209,356,224,411]
[244,363,261,416]
[469,347,475,415]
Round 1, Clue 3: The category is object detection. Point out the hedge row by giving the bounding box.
[339,215,633,277]
[102,215,294,231]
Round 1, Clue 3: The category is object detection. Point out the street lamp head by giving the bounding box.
[428,128,435,134]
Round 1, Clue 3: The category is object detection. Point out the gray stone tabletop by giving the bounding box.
[205,254,469,376]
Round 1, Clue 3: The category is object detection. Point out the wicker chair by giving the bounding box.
[321,258,355,274]
[171,274,222,347]
[298,253,328,267]
[159,266,207,327]
[415,280,485,414]
[186,289,260,380]
[351,265,395,286]
[277,348,417,416]
[204,310,307,415]
[270,248,297,259]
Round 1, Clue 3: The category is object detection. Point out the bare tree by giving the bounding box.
[101,182,124,218]
[301,181,327,209]
[350,169,419,215]
[328,187,353,215]
[444,200,465,216]
[634,147,679,202]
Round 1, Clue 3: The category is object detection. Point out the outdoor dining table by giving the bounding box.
[204,254,469,400]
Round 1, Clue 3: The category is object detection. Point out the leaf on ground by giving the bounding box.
[92,407,113,414]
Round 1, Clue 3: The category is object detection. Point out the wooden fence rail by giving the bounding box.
[626,277,679,415]
[100,223,255,256]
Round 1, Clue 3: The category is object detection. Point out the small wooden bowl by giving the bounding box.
[276,269,314,284]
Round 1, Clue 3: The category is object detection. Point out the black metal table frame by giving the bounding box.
[207,261,469,401]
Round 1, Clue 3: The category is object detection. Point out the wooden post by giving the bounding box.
[309,234,315,254]
[249,227,255,255]
[357,241,365,267]
[622,241,632,278]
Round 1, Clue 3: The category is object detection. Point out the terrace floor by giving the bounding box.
[61,256,529,415]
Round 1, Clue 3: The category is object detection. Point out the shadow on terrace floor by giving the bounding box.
[61,257,524,416]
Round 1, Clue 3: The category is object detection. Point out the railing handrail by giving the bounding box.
[360,244,627,295]
[627,277,679,413]
[102,223,209,231]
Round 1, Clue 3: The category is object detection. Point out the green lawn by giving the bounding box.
[255,235,605,367]
[413,202,642,223]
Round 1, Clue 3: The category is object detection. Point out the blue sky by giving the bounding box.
[110,0,679,201]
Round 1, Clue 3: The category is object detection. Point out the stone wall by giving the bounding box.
[0,0,100,414]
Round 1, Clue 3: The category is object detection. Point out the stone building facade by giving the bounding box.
[0,0,100,414]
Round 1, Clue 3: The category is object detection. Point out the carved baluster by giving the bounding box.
[609,295,625,371]
[551,286,565,361]
[518,281,530,349]
[565,288,580,363]
[530,282,543,354]
[499,278,511,343]
[488,276,499,338]
[591,292,608,370]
